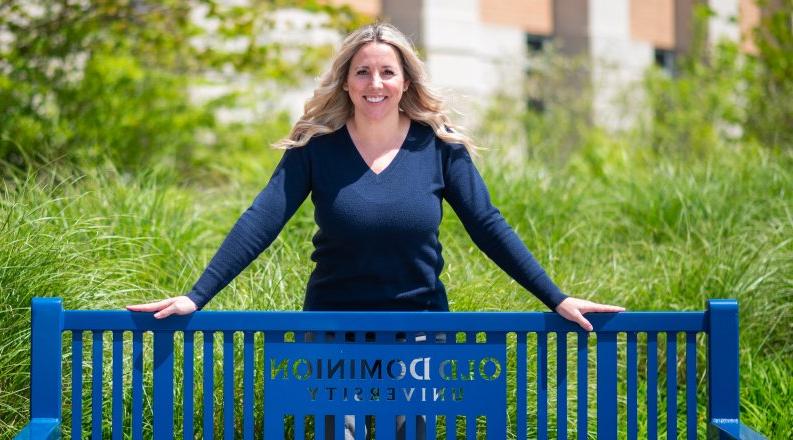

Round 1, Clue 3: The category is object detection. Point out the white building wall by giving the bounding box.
[708,0,741,44]
[588,0,654,130]
[385,0,527,126]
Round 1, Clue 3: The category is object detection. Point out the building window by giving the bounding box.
[525,34,551,113]
[526,34,549,53]
[654,48,676,76]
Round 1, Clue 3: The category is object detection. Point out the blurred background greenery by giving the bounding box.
[1,0,791,438]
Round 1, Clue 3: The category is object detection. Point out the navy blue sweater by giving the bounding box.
[186,120,568,311]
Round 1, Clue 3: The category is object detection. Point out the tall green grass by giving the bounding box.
[1,140,790,437]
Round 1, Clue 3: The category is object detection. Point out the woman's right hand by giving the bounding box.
[126,296,197,319]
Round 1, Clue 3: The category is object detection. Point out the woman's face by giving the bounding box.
[344,42,409,123]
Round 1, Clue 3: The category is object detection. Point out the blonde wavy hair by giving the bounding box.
[273,22,478,154]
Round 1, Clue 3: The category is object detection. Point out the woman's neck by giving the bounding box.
[348,113,407,151]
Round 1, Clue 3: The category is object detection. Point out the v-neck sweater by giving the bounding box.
[186,120,568,311]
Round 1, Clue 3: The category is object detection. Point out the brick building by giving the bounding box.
[320,0,764,129]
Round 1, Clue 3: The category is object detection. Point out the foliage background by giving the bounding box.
[1,0,791,438]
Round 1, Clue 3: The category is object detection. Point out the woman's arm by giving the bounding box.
[442,143,623,329]
[127,146,311,317]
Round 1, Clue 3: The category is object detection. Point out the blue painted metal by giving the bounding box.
[537,332,547,440]
[556,332,567,440]
[647,331,658,439]
[515,332,527,440]
[13,418,60,440]
[708,299,740,437]
[131,332,143,440]
[62,310,707,332]
[111,331,123,440]
[667,332,678,440]
[90,331,103,440]
[242,332,254,440]
[222,331,234,440]
[153,331,175,439]
[597,332,618,440]
[15,298,768,439]
[71,331,83,440]
[203,332,215,440]
[576,332,588,440]
[183,332,194,440]
[686,332,697,440]
[29,298,63,424]
[709,420,768,440]
[626,332,638,440]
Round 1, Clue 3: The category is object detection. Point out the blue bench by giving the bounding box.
[15,297,765,439]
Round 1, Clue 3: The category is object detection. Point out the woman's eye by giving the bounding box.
[356,70,368,75]
[383,70,395,76]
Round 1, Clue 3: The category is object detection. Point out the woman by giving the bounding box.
[128,22,621,326]
[128,21,622,440]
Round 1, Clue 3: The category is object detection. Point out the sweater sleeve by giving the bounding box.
[186,146,311,309]
[442,143,568,310]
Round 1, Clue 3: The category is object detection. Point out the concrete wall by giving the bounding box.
[709,0,741,44]
[382,0,423,46]
[674,0,696,55]
[588,0,654,130]
[553,0,590,55]
[383,0,527,125]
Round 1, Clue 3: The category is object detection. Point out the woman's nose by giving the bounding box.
[370,73,383,87]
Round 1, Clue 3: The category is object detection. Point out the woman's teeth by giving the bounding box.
[365,96,385,103]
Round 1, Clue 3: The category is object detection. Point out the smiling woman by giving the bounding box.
[343,40,411,174]
[127,22,623,440]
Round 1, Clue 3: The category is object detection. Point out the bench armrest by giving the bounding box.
[709,419,767,440]
[13,418,60,440]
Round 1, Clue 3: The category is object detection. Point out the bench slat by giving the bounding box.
[71,331,83,440]
[668,332,678,440]
[153,331,175,439]
[184,332,195,440]
[576,332,588,440]
[647,331,658,439]
[112,331,123,440]
[378,414,396,440]
[537,332,547,440]
[294,414,304,439]
[132,332,143,440]
[337,414,346,440]
[223,331,234,440]
[243,332,254,440]
[425,414,436,440]
[62,310,708,332]
[466,414,475,439]
[314,413,326,439]
[516,332,527,440]
[686,332,697,440]
[627,332,638,440]
[557,332,567,439]
[597,332,618,439]
[263,410,281,438]
[203,332,215,440]
[91,331,103,440]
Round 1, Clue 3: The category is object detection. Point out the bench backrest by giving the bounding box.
[28,298,743,439]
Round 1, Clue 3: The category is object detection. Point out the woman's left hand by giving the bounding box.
[554,297,625,331]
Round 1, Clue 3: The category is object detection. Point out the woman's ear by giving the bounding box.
[342,83,349,91]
